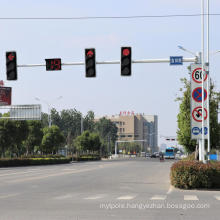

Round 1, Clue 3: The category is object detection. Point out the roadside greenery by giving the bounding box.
[171,160,220,189]
[0,108,118,159]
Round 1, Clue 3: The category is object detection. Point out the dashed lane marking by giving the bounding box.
[184,195,199,201]
[214,196,220,201]
[84,195,106,200]
[0,193,20,199]
[117,195,136,200]
[150,195,167,200]
[54,194,73,200]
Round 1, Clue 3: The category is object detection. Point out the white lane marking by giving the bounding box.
[54,194,73,200]
[117,195,136,200]
[184,195,199,201]
[150,195,167,200]
[62,168,76,171]
[0,171,40,177]
[0,193,20,199]
[84,195,105,200]
[214,196,220,200]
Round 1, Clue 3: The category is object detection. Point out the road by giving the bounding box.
[0,158,219,220]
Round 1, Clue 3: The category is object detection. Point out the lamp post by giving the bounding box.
[35,96,62,127]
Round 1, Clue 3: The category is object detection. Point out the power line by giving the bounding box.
[0,13,219,20]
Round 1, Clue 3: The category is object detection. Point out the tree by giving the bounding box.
[83,111,95,131]
[95,117,118,153]
[12,121,29,157]
[0,120,16,157]
[176,77,220,153]
[24,121,43,155]
[41,125,65,154]
[75,131,101,155]
[41,112,49,128]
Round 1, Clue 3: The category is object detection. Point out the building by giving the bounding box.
[96,112,158,153]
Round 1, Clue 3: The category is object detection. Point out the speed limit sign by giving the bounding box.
[192,67,208,83]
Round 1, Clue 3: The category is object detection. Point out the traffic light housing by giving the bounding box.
[6,51,17,80]
[85,48,96,77]
[121,47,132,76]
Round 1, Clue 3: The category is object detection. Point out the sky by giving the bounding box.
[0,0,220,145]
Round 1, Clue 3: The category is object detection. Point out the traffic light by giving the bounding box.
[6,51,17,80]
[85,48,96,77]
[121,47,132,76]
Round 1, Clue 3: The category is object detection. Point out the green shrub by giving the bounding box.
[74,155,101,161]
[170,161,220,189]
[21,154,65,159]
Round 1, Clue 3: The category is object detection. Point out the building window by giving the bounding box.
[120,128,122,132]
[123,128,125,132]
[128,135,132,137]
[123,122,125,125]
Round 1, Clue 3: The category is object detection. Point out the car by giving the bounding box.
[150,153,156,158]
[145,153,151,158]
[155,152,160,157]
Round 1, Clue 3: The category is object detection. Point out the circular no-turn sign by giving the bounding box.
[192,106,208,122]
[192,68,207,83]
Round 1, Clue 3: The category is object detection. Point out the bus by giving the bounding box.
[164,147,175,159]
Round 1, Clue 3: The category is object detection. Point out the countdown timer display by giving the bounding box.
[45,59,62,71]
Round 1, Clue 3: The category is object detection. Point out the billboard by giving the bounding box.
[0,87,11,105]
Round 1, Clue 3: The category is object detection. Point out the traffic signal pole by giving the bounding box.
[17,57,197,68]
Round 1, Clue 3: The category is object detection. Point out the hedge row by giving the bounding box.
[0,158,71,167]
[170,161,220,189]
[21,154,65,159]
[73,156,101,161]
[0,155,101,167]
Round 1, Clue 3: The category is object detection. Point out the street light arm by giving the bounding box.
[178,45,197,56]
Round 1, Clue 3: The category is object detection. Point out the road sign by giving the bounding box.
[190,64,209,139]
[0,87,11,105]
[170,56,183,65]
[192,127,201,136]
[192,87,207,102]
[192,67,207,83]
[0,104,41,120]
[191,126,208,135]
[192,107,207,122]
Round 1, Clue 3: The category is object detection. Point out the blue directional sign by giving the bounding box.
[170,56,183,65]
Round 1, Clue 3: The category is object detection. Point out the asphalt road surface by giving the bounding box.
[0,158,219,220]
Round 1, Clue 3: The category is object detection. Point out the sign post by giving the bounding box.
[190,64,209,161]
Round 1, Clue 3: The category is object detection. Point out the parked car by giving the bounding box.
[151,153,157,158]
[145,153,151,158]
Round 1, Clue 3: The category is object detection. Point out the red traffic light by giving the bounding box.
[122,48,130,56]
[8,53,15,61]
[87,50,94,57]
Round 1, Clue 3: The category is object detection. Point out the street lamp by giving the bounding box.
[35,96,63,127]
[178,46,197,56]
